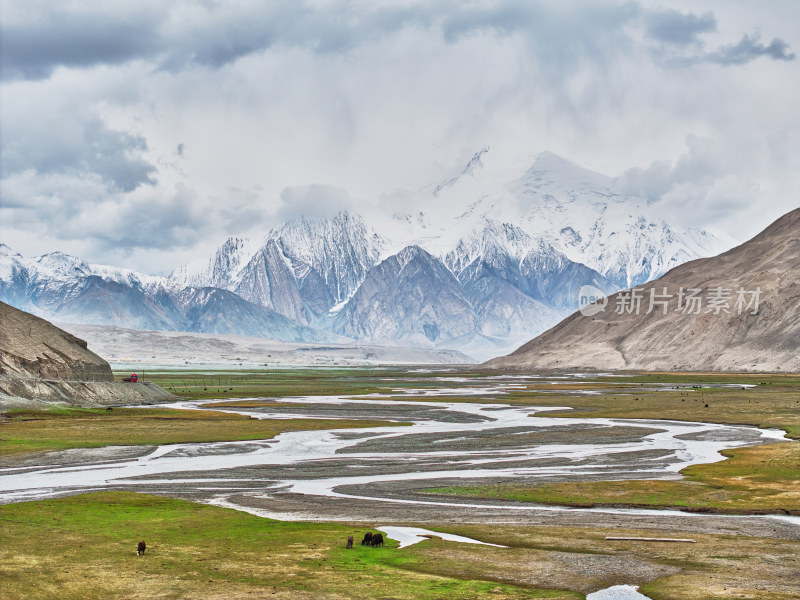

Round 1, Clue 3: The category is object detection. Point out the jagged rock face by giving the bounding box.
[168,237,254,290]
[173,212,384,321]
[0,301,113,381]
[445,220,614,311]
[430,150,733,290]
[49,276,185,331]
[487,208,800,372]
[334,246,475,344]
[518,249,612,310]
[205,237,253,289]
[176,287,343,343]
[270,212,383,314]
[25,252,94,313]
[234,241,311,325]
[0,246,31,308]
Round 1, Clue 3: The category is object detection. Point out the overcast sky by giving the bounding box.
[1,0,798,274]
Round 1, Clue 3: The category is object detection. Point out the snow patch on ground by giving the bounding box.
[377,526,506,549]
[587,585,653,600]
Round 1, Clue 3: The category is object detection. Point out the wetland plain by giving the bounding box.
[1,368,799,599]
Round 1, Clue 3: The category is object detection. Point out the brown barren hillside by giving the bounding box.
[0,301,113,381]
[0,302,173,407]
[486,208,800,372]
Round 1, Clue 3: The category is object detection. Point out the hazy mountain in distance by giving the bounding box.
[486,207,800,372]
[0,149,738,360]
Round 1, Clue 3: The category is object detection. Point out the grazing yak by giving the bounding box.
[346,535,354,549]
[137,540,146,555]
[361,532,373,546]
[371,533,384,547]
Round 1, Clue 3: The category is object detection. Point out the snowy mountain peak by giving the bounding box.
[1,149,741,360]
[522,151,613,191]
[0,243,19,257]
[34,252,91,280]
[395,244,431,270]
[462,146,491,176]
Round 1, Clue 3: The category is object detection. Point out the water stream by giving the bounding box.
[0,390,791,530]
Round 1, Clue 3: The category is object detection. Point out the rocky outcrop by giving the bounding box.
[486,208,800,372]
[0,301,113,381]
[0,377,175,409]
[0,302,173,407]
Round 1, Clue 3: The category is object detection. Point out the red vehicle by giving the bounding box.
[122,373,139,383]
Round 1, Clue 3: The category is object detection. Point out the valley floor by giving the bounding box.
[1,368,799,599]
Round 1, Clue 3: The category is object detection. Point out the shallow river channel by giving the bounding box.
[4,375,800,599]
[1,376,796,535]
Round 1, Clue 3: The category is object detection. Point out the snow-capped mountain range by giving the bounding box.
[0,150,737,361]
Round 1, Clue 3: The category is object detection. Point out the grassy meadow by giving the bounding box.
[2,491,799,600]
[0,405,397,458]
[0,492,574,600]
[2,368,799,598]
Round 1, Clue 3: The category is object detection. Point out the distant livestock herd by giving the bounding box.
[136,531,385,556]
[357,531,384,547]
[344,532,385,548]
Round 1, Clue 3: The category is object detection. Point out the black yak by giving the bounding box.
[371,533,384,547]
[346,535,354,549]
[137,540,146,555]
[361,532,373,546]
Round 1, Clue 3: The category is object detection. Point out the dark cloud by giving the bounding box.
[0,1,413,80]
[645,9,716,45]
[440,0,640,42]
[84,185,208,251]
[641,6,795,68]
[707,33,796,65]
[214,186,275,235]
[1,1,797,271]
[1,1,794,83]
[2,117,156,192]
[78,120,157,192]
[0,6,161,80]
[0,174,211,252]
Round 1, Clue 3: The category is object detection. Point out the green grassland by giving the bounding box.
[0,405,397,457]
[133,369,800,439]
[503,372,800,439]
[0,492,574,600]
[2,492,798,600]
[3,368,800,598]
[430,440,800,514]
[129,367,445,400]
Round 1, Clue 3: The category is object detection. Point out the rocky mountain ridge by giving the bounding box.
[1,150,737,360]
[486,207,800,372]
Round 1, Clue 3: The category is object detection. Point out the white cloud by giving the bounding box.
[1,0,798,272]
